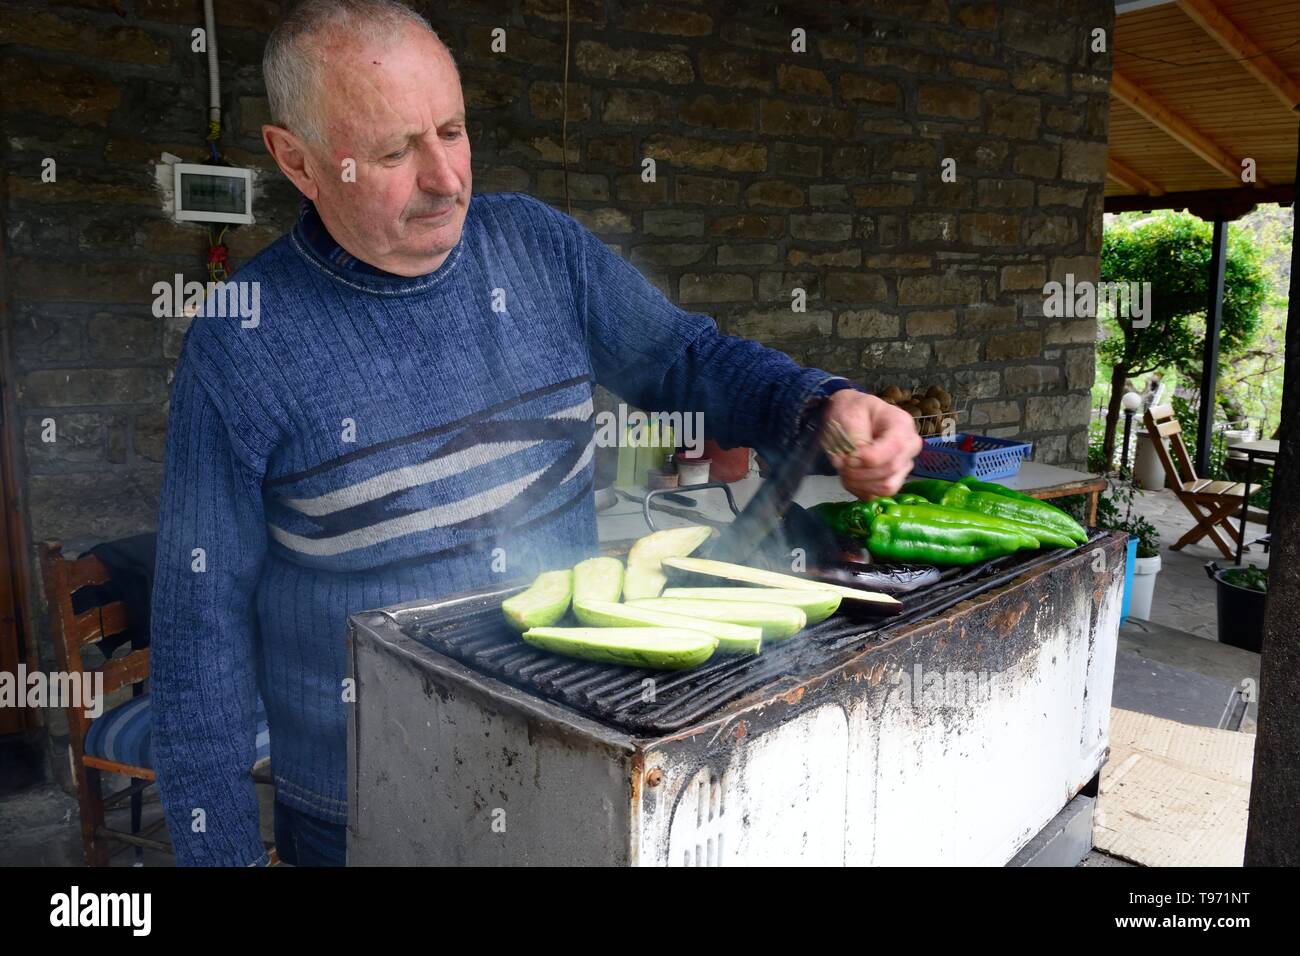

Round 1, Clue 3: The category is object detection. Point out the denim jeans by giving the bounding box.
[273,800,347,867]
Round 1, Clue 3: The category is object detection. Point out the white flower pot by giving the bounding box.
[1133,430,1167,491]
[1128,554,1161,621]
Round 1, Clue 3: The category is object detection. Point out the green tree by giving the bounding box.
[1098,213,1268,468]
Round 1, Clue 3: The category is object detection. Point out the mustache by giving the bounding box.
[405,199,458,218]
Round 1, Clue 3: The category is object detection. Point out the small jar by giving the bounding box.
[675,456,712,486]
[646,467,678,490]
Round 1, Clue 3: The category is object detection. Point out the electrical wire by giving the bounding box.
[1116,36,1300,69]
[561,0,571,216]
[200,1,234,281]
[204,0,222,140]
[207,225,230,283]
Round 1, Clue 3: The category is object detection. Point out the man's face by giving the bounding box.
[305,26,471,276]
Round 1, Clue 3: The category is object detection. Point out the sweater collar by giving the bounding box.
[295,199,393,276]
[290,197,468,295]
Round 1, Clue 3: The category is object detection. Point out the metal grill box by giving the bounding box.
[346,533,1125,865]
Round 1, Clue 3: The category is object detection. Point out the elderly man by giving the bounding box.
[151,0,921,867]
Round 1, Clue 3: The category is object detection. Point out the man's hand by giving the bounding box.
[823,389,924,500]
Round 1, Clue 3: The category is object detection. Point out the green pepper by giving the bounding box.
[843,499,891,536]
[906,484,1067,547]
[941,482,1086,545]
[987,515,1075,549]
[904,477,1085,542]
[883,503,1041,549]
[994,516,1076,548]
[814,496,1052,566]
[893,493,930,507]
[957,475,1085,523]
[867,507,1029,565]
[899,478,956,504]
[809,499,894,539]
[958,475,1046,505]
[808,501,851,535]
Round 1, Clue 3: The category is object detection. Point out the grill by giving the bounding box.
[348,530,1126,866]
[395,533,1108,736]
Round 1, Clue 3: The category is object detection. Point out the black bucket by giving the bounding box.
[1204,562,1268,653]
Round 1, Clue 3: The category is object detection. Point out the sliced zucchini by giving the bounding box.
[572,598,762,656]
[521,626,717,670]
[662,556,901,610]
[572,556,624,605]
[627,597,806,642]
[660,587,841,625]
[500,569,573,633]
[622,525,713,600]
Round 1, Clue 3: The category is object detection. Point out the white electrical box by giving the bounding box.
[173,163,253,224]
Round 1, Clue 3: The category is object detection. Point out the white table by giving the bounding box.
[1227,439,1278,564]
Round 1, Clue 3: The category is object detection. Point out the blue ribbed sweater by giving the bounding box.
[150,191,851,866]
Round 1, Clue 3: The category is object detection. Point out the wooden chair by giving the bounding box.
[39,540,272,866]
[1142,406,1268,560]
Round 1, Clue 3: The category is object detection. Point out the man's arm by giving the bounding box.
[568,214,864,466]
[522,193,920,496]
[150,358,269,867]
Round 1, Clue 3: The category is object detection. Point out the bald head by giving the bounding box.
[263,0,458,145]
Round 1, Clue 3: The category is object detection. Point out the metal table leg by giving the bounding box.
[1236,451,1254,565]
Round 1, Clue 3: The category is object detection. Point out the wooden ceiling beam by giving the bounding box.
[1176,0,1300,112]
[1104,182,1294,219]
[1107,156,1166,195]
[1111,69,1271,186]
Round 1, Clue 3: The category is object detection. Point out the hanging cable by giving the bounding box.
[204,0,222,151]
[1116,36,1300,69]
[207,225,230,283]
[561,0,571,216]
[199,0,233,282]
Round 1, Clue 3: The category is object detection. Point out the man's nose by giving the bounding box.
[415,140,462,194]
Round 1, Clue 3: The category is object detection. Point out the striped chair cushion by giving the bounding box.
[83,693,271,770]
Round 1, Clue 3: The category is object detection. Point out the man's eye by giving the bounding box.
[443,129,463,140]
[384,146,410,161]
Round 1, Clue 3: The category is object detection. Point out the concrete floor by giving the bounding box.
[1080,849,1135,866]
[0,748,275,867]
[1116,618,1259,730]
[1125,486,1269,642]
[1083,484,1269,868]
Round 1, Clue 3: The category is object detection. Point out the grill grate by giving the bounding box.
[400,532,1105,736]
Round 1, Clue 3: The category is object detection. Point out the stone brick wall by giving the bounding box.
[3,0,295,566]
[443,0,1111,464]
[1,0,1111,671]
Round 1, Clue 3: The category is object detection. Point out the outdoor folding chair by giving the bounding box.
[1141,406,1269,560]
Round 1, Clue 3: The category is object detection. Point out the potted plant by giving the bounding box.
[1126,516,1162,620]
[1095,469,1163,622]
[1204,563,1268,652]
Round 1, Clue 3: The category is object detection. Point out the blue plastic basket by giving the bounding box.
[911,433,1033,481]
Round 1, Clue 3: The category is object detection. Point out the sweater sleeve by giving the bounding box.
[567,212,855,466]
[150,356,270,867]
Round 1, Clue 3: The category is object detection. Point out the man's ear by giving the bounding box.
[262,124,319,199]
